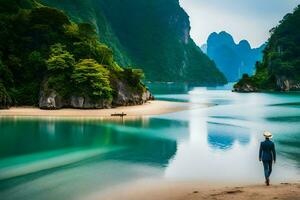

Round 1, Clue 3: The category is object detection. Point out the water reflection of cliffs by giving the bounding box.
[207,122,250,150]
[94,118,182,166]
[0,118,180,167]
[0,118,180,200]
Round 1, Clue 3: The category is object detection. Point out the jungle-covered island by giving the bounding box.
[0,0,229,110]
[0,0,153,109]
[234,5,300,92]
[1,1,300,200]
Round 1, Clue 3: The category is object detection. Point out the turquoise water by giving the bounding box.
[0,84,300,200]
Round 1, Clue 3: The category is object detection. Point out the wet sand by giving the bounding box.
[0,100,206,119]
[91,181,300,200]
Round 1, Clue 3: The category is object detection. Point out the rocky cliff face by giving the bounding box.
[205,31,265,82]
[39,82,153,110]
[39,91,113,109]
[40,0,227,85]
[276,76,300,91]
[112,81,153,107]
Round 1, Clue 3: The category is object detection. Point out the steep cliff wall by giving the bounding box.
[41,0,227,84]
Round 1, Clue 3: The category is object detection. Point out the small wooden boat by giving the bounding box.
[111,112,127,117]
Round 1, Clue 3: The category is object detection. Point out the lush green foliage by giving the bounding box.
[47,44,75,72]
[40,0,227,85]
[123,68,144,86]
[265,6,300,79]
[0,0,146,106]
[235,5,300,90]
[72,59,112,99]
[120,68,146,93]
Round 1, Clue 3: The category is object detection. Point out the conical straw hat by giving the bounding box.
[263,131,273,138]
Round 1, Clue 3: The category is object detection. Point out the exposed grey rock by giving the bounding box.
[39,90,63,109]
[40,91,113,110]
[77,96,111,109]
[276,76,300,91]
[39,80,153,110]
[112,81,153,107]
[70,96,85,108]
[233,83,258,93]
[142,90,154,102]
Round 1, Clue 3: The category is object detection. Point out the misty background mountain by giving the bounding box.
[202,31,265,82]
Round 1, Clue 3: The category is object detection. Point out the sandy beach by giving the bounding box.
[92,181,300,200]
[0,100,205,119]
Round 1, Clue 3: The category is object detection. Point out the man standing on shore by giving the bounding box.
[259,131,276,186]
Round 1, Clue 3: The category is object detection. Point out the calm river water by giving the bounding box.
[0,83,299,200]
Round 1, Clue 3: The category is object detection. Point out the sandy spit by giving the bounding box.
[0,100,207,119]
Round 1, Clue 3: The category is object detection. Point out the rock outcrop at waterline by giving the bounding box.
[233,75,300,92]
[233,83,258,93]
[112,81,153,107]
[233,74,258,93]
[276,76,300,91]
[39,86,153,110]
[39,91,111,109]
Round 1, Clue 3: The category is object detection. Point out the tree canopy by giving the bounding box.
[72,59,112,99]
[0,0,147,107]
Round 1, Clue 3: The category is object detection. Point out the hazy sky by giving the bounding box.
[180,0,300,47]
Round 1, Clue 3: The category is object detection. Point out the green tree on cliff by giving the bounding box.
[47,44,75,72]
[72,59,112,99]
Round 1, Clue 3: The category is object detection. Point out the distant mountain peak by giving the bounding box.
[208,31,235,47]
[238,40,251,49]
[205,31,265,82]
[219,31,232,37]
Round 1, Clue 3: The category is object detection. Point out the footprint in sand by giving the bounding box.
[210,189,243,197]
[225,190,243,194]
